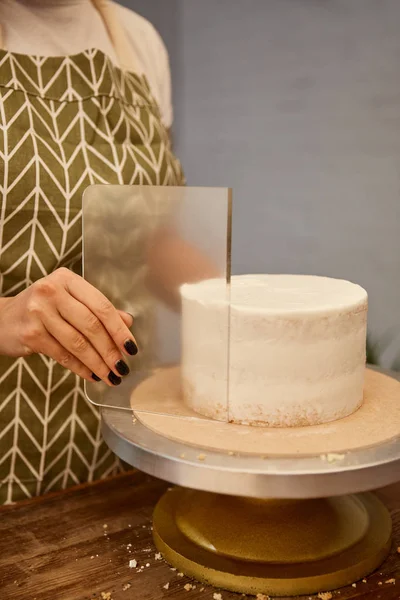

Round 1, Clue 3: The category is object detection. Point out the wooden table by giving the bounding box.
[1,471,400,600]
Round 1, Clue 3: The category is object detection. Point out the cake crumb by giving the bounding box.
[385,578,395,584]
[103,524,108,529]
[213,594,223,600]
[122,584,131,591]
[132,417,137,424]
[378,581,383,585]
[397,547,400,554]
[177,572,184,577]
[184,584,193,591]
[170,567,177,572]
[352,583,356,587]
[362,579,367,583]
[200,588,205,592]
[163,583,170,590]
[180,453,186,459]
[228,451,235,456]
[129,559,137,568]
[101,593,112,600]
[256,595,270,600]
[146,563,150,567]
[198,454,206,461]
[321,453,345,463]
[317,593,333,600]
[155,552,162,560]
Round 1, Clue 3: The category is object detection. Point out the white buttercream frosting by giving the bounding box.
[180,274,368,427]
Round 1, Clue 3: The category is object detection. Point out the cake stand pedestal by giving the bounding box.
[100,368,400,597]
[153,488,390,597]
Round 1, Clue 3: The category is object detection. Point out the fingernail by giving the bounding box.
[124,339,138,356]
[91,373,101,382]
[108,371,122,386]
[115,360,130,376]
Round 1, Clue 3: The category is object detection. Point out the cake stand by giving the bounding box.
[100,367,400,597]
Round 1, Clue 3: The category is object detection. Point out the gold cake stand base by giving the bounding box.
[153,488,392,597]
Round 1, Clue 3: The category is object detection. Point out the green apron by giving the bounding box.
[0,5,183,504]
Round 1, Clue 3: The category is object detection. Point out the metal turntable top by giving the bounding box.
[102,368,400,500]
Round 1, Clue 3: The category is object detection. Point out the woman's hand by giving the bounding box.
[0,268,138,386]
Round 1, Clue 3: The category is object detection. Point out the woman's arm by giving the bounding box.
[146,227,220,310]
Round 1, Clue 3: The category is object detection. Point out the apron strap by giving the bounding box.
[91,0,140,72]
[0,0,139,73]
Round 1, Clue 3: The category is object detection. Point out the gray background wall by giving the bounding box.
[121,0,400,366]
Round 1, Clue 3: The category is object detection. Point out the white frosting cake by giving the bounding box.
[180,274,368,427]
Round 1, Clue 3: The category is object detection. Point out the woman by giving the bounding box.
[0,0,185,504]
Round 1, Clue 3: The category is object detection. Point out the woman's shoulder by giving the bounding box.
[112,2,172,127]
[114,4,164,48]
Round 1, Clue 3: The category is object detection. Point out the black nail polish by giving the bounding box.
[108,371,122,386]
[124,339,138,356]
[115,360,130,376]
[91,373,101,382]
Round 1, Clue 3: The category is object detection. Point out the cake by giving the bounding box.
[180,274,368,427]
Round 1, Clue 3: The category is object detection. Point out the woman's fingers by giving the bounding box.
[118,311,134,328]
[63,270,139,357]
[18,269,138,382]
[27,328,95,382]
[41,308,122,386]
[57,293,129,379]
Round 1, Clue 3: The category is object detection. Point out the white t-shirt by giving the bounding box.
[0,0,173,128]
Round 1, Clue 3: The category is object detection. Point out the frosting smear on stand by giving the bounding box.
[180,275,368,427]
